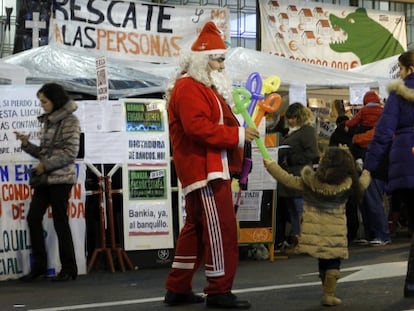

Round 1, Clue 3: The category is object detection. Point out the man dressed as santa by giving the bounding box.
[163,21,258,309]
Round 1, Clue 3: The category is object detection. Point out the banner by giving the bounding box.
[121,99,173,250]
[0,85,43,162]
[50,0,230,63]
[0,161,87,281]
[260,0,406,69]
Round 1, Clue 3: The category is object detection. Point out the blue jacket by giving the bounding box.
[364,74,414,191]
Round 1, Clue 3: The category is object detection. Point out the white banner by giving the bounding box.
[0,85,43,162]
[260,0,406,69]
[0,161,87,281]
[50,0,230,63]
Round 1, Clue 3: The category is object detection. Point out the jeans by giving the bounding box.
[359,178,390,241]
[287,197,304,237]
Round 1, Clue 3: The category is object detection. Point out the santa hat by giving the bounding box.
[363,91,381,105]
[191,21,227,54]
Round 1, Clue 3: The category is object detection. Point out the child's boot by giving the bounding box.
[321,269,342,306]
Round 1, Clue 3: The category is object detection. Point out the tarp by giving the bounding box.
[2,45,398,99]
[225,47,396,89]
[0,61,29,84]
[2,44,168,98]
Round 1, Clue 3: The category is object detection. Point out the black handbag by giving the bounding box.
[28,121,62,188]
[29,170,48,187]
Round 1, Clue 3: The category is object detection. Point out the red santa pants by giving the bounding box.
[165,179,239,294]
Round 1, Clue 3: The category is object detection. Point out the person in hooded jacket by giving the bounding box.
[15,83,80,282]
[265,147,370,306]
[364,49,414,298]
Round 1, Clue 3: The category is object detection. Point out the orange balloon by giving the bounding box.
[254,93,282,127]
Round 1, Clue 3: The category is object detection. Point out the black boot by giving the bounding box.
[51,269,77,282]
[164,290,204,306]
[206,292,251,309]
[19,267,47,282]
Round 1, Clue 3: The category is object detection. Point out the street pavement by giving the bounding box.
[1,236,414,311]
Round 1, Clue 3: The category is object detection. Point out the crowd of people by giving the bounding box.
[14,19,414,310]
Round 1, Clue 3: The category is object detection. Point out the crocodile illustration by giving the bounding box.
[329,8,404,65]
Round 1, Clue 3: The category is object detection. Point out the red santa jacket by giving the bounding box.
[168,76,244,195]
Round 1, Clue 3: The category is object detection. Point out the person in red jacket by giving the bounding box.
[345,91,383,134]
[163,21,258,309]
[350,97,390,247]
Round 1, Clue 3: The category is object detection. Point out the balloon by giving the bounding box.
[254,93,282,127]
[245,72,264,118]
[232,87,271,160]
[261,75,281,95]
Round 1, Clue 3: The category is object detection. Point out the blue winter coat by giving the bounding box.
[364,74,414,192]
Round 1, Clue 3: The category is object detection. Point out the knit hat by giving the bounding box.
[363,91,380,105]
[191,21,227,54]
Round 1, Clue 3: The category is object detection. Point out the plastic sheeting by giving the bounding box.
[3,45,168,98]
[0,61,29,84]
[2,45,398,98]
[225,47,395,89]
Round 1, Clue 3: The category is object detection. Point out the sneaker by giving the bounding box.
[206,292,251,309]
[274,241,290,254]
[352,239,369,245]
[369,239,391,246]
[164,290,204,306]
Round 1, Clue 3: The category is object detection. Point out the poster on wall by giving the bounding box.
[260,0,406,69]
[50,0,230,64]
[122,99,173,250]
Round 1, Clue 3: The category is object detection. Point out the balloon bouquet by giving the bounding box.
[232,72,282,214]
[233,71,282,160]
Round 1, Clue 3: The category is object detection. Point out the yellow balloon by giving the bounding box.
[261,75,281,95]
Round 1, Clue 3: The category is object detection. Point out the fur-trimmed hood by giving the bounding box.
[301,166,352,197]
[387,79,414,102]
[301,166,353,208]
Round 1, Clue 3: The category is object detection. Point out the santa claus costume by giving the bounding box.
[163,21,251,310]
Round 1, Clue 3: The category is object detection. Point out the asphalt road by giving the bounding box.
[1,236,414,311]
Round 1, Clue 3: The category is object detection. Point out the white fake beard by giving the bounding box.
[210,70,234,106]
